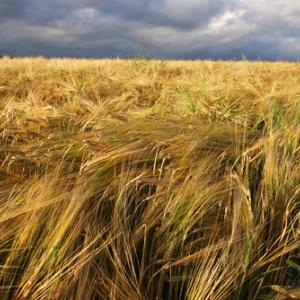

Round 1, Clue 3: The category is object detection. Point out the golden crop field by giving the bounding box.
[0,57,299,299]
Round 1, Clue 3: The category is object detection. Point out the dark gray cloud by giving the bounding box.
[0,0,300,60]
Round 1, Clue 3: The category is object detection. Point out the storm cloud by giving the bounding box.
[0,0,299,60]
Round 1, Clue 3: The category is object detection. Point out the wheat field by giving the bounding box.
[0,57,299,299]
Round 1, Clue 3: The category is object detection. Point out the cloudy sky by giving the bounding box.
[1,0,300,60]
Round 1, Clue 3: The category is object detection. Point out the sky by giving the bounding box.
[0,0,300,60]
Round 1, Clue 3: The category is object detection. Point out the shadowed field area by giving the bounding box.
[0,57,299,299]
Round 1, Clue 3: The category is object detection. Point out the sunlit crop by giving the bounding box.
[0,57,299,299]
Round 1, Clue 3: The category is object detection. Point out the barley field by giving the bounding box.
[0,57,299,299]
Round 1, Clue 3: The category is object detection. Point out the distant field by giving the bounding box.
[0,57,299,299]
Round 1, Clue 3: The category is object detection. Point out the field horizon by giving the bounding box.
[0,57,299,299]
[2,55,300,63]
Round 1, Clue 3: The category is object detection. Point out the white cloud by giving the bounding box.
[135,8,256,56]
[208,9,245,32]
